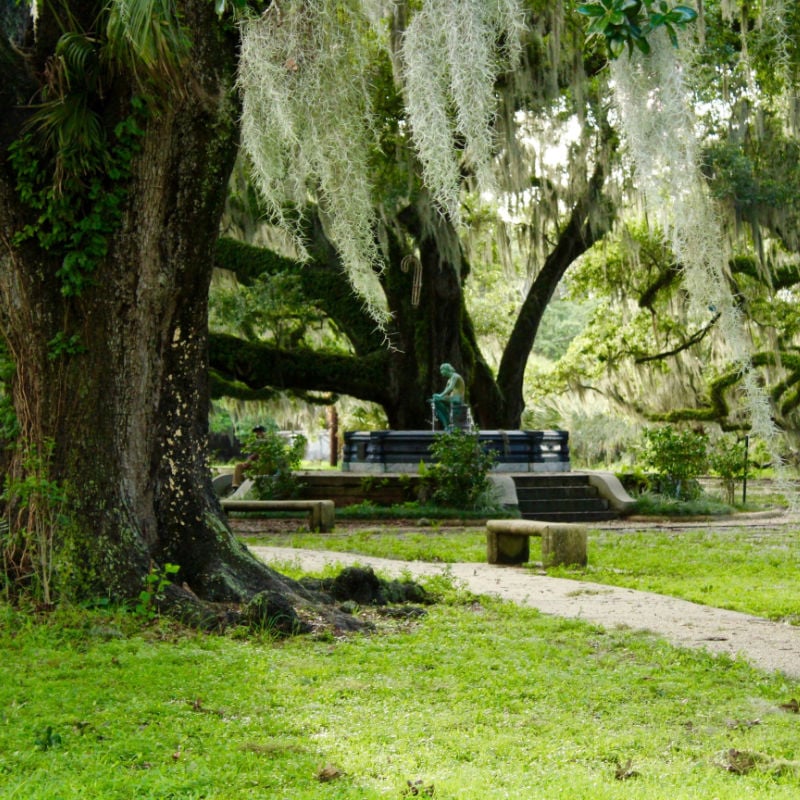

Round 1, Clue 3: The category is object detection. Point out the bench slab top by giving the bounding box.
[486,519,586,534]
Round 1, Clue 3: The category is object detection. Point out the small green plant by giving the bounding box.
[578,0,698,58]
[47,331,87,360]
[34,725,62,751]
[0,341,18,442]
[422,429,498,510]
[708,434,748,505]
[242,422,307,500]
[135,562,179,620]
[638,425,708,500]
[2,439,69,605]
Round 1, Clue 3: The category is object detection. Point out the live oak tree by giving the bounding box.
[0,0,366,623]
[211,1,617,430]
[210,158,613,431]
[210,2,717,433]
[0,0,556,612]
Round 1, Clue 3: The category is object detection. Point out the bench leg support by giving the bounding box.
[487,531,530,565]
[311,501,335,533]
[542,527,587,567]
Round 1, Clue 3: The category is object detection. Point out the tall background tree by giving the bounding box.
[210,1,618,430]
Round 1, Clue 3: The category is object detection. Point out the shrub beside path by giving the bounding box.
[251,538,800,679]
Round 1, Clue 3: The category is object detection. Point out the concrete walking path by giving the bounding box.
[251,545,800,679]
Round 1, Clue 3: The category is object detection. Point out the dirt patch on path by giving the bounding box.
[249,529,800,680]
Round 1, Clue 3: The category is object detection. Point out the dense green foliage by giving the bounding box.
[423,429,498,510]
[578,0,698,57]
[241,423,307,500]
[639,425,709,500]
[8,99,148,298]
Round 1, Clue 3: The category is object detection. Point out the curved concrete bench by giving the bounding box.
[486,519,587,567]
[221,499,335,532]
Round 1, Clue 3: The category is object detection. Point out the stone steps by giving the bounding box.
[513,474,621,523]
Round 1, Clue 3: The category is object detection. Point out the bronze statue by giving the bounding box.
[431,363,466,430]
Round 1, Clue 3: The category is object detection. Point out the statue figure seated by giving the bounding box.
[431,362,467,431]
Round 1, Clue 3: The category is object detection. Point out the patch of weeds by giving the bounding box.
[134,562,179,620]
[34,725,62,751]
[632,491,735,516]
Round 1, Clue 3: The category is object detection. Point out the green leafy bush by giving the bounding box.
[708,434,748,505]
[639,425,708,500]
[422,429,498,510]
[578,0,698,58]
[242,423,307,500]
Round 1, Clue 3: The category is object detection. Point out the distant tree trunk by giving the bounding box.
[495,164,611,427]
[212,201,500,431]
[383,200,502,428]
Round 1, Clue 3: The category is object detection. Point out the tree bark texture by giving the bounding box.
[0,0,344,619]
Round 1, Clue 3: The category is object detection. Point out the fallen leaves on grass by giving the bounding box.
[316,763,344,782]
[614,759,640,780]
[403,778,435,796]
[189,697,224,716]
[725,718,761,730]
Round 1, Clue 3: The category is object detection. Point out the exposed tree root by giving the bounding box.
[158,563,432,637]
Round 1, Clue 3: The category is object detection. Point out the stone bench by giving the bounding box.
[221,499,335,532]
[486,519,587,567]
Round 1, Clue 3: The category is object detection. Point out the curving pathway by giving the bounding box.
[251,544,800,680]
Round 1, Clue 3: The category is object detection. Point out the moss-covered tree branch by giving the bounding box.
[208,332,390,406]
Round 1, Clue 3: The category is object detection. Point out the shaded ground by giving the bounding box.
[235,510,800,679]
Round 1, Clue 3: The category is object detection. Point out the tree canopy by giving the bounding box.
[208,0,800,455]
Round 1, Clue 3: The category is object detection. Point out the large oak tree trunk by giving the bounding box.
[0,0,356,625]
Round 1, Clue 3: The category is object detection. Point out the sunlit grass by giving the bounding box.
[549,527,800,623]
[2,597,800,799]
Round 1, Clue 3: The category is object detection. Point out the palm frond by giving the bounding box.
[55,31,101,90]
[105,0,190,87]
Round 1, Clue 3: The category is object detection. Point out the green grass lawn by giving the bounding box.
[2,598,800,799]
[4,522,800,798]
